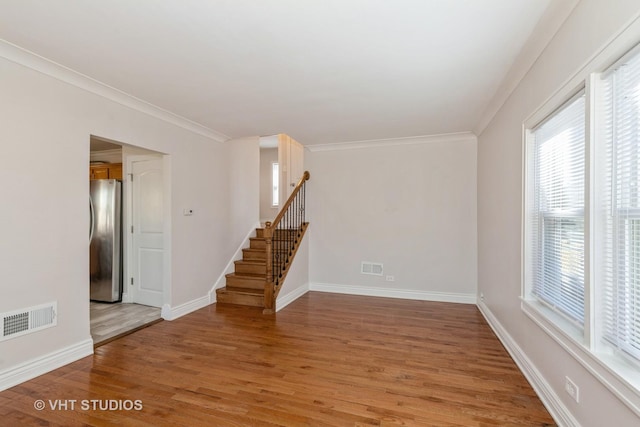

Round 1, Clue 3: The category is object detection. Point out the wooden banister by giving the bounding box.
[263,171,310,314]
[268,171,310,229]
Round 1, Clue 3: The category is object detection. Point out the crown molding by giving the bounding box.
[306,132,476,152]
[0,39,230,143]
[473,0,580,136]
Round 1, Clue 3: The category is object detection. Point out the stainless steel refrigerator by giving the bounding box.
[89,179,122,302]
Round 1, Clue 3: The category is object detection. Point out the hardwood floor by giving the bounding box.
[90,302,162,346]
[1,293,555,426]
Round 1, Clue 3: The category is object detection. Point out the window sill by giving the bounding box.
[521,298,640,415]
[522,298,584,346]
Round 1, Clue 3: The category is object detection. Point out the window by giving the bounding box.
[524,44,640,398]
[602,50,640,362]
[272,163,279,207]
[529,92,586,326]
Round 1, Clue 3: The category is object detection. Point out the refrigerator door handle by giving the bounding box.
[89,195,95,243]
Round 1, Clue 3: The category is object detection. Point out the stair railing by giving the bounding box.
[263,171,310,313]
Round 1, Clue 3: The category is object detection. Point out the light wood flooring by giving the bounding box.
[90,301,162,346]
[2,293,555,426]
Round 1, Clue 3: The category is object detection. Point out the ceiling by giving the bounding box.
[0,0,557,145]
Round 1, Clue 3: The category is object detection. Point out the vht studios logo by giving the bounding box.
[34,399,143,411]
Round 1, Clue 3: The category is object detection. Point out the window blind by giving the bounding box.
[530,92,586,325]
[602,50,640,361]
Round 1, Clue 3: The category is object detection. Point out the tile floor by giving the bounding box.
[90,301,162,346]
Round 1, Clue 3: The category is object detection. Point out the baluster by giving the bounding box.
[299,189,302,227]
[285,206,290,262]
[263,222,274,311]
[294,193,298,240]
[264,172,310,312]
[298,190,301,226]
[277,221,282,285]
[288,202,293,257]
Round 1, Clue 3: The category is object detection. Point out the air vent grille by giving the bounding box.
[3,312,28,337]
[0,302,57,341]
[361,262,383,276]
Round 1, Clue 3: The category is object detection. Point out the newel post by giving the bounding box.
[263,222,275,314]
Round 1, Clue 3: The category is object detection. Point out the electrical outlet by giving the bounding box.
[565,376,579,403]
[386,275,395,282]
[480,292,484,301]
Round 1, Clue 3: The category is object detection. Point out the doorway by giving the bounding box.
[89,136,167,345]
[259,135,279,224]
[259,134,305,224]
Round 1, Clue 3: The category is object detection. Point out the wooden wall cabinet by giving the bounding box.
[90,163,122,180]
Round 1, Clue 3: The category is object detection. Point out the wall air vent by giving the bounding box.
[361,262,383,276]
[0,302,57,341]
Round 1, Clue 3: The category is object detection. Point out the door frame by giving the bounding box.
[277,134,305,203]
[122,153,171,308]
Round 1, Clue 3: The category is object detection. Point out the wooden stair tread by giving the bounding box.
[216,286,264,308]
[218,220,309,310]
[234,259,265,265]
[233,259,267,276]
[218,286,263,295]
[244,247,287,253]
[225,272,265,280]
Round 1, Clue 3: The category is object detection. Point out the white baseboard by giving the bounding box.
[309,283,477,304]
[276,284,310,312]
[0,338,94,392]
[209,222,262,301]
[161,295,211,321]
[477,301,579,427]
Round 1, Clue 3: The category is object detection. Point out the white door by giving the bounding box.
[278,134,305,202]
[131,158,164,307]
[289,137,304,190]
[278,134,290,204]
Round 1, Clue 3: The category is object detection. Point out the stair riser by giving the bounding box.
[249,239,267,249]
[226,276,265,290]
[243,249,266,261]
[234,263,266,275]
[216,291,264,307]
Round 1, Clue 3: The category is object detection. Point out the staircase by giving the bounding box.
[215,171,310,313]
[216,228,269,308]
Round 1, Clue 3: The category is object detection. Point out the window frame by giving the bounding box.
[526,89,587,328]
[521,40,640,411]
[600,53,640,364]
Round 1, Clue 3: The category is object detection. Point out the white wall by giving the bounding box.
[306,135,477,302]
[259,147,279,222]
[0,51,244,388]
[226,136,260,245]
[477,0,640,425]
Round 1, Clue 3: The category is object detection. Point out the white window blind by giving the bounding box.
[602,50,640,361]
[530,92,586,325]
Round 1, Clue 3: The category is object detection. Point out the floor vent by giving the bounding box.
[361,262,383,276]
[1,302,57,341]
